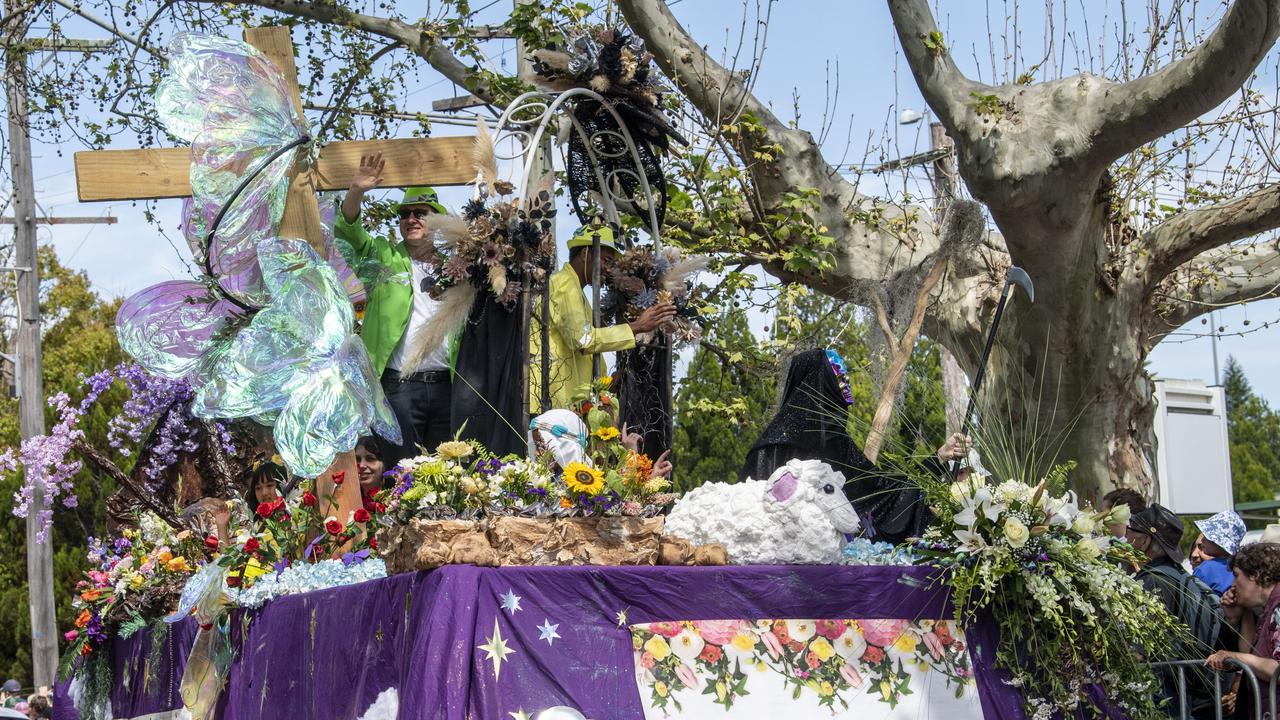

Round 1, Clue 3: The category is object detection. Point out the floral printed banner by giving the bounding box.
[56,565,1023,720]
[631,618,981,718]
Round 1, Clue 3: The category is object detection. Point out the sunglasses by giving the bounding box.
[398,208,434,221]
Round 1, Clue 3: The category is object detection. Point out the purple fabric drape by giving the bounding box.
[54,565,1025,719]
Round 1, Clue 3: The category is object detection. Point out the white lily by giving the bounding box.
[954,527,989,553]
[1046,491,1080,528]
[953,487,1006,528]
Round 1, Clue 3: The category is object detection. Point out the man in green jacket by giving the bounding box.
[339,153,452,465]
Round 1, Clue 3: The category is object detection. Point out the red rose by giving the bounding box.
[863,646,885,664]
[243,538,260,553]
[332,471,346,486]
[302,491,317,507]
[601,394,612,407]
[698,644,722,663]
[369,536,378,550]
[256,501,275,518]
[325,518,344,535]
[353,508,371,523]
[580,401,593,414]
[203,534,220,551]
[374,502,386,514]
[226,575,241,588]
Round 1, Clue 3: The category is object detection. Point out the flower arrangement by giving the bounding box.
[379,439,554,522]
[632,618,972,713]
[432,123,556,308]
[2,363,235,540]
[214,469,381,591]
[914,469,1186,718]
[600,245,707,347]
[573,376,673,512]
[63,512,201,660]
[378,428,674,523]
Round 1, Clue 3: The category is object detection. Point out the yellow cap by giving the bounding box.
[566,225,618,250]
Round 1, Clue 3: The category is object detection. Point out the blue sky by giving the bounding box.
[10,1,1280,400]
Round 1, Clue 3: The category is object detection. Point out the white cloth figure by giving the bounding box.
[530,409,589,470]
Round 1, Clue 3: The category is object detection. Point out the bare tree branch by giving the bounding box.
[73,438,186,530]
[1096,0,1280,162]
[187,0,498,104]
[1145,182,1280,283]
[1151,239,1280,336]
[616,0,776,130]
[886,0,990,133]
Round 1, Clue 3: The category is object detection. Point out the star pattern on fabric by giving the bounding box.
[538,619,561,645]
[615,607,629,627]
[509,710,532,720]
[500,589,523,614]
[479,619,515,680]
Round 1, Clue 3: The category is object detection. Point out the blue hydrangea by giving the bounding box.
[841,537,915,566]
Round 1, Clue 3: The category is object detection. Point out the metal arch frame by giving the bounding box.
[494,88,665,247]
[494,87,674,456]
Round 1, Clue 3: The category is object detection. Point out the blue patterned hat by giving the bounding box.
[1195,510,1247,555]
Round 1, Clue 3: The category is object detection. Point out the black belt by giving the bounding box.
[387,369,450,384]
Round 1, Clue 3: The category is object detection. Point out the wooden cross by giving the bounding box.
[74,26,475,248]
[72,25,477,531]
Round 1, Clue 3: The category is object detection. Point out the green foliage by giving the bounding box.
[967,92,1004,118]
[673,288,947,492]
[672,310,774,491]
[1222,356,1280,523]
[0,246,127,685]
[921,30,947,55]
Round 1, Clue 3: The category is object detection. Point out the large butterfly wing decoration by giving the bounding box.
[116,33,400,477]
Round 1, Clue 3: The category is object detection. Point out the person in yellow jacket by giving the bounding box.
[530,226,675,413]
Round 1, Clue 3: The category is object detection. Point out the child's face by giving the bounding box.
[254,477,278,504]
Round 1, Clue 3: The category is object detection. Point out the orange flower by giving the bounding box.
[74,609,91,628]
[80,589,102,602]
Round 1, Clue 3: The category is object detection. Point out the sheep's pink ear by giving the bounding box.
[769,470,799,503]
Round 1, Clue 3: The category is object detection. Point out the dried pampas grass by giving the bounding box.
[400,283,477,373]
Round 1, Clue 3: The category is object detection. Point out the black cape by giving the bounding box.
[738,349,938,544]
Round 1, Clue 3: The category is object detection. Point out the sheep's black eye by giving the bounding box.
[823,484,835,494]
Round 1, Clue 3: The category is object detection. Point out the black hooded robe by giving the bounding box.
[738,348,940,544]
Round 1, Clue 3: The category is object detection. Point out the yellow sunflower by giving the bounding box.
[594,426,620,441]
[563,462,605,495]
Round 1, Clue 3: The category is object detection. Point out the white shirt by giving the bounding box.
[385,259,450,373]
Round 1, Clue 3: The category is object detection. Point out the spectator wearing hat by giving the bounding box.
[1192,510,1248,595]
[340,153,456,466]
[1130,504,1226,716]
[0,680,19,709]
[529,226,675,413]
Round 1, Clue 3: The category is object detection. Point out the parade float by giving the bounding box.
[1,23,1194,720]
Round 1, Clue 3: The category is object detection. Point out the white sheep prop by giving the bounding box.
[664,459,861,564]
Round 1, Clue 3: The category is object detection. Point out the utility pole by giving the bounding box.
[3,4,114,684]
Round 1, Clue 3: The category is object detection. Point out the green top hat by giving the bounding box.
[394,186,447,215]
[567,225,619,250]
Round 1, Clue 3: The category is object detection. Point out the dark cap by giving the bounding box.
[1130,503,1185,564]
[0,679,18,693]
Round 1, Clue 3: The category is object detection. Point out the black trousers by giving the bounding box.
[379,370,452,467]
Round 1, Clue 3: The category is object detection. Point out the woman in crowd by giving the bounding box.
[1191,510,1248,595]
[1207,542,1280,716]
[739,348,968,544]
[355,437,387,503]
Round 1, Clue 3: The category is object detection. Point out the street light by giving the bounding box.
[899,108,924,125]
